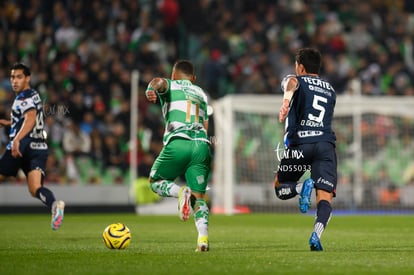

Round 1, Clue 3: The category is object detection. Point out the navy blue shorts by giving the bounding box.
[0,139,48,177]
[277,142,337,195]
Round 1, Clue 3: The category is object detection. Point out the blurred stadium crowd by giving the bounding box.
[1,0,414,185]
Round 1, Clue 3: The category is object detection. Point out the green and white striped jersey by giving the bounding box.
[158,79,209,145]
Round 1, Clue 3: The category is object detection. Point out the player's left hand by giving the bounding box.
[11,140,22,158]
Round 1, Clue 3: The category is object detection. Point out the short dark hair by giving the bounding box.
[295,48,321,74]
[173,60,195,75]
[10,63,31,76]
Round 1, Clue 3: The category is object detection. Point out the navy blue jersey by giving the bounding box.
[0,88,48,177]
[284,75,336,146]
[7,88,47,150]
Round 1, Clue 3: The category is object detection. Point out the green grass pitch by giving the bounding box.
[0,213,413,275]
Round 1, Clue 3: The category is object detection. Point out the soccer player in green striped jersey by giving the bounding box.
[145,60,211,252]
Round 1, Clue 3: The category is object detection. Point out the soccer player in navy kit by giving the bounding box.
[0,63,65,230]
[273,48,337,251]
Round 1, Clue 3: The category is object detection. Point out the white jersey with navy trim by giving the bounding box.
[7,88,46,149]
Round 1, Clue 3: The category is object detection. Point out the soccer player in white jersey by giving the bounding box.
[0,63,65,230]
[145,60,211,252]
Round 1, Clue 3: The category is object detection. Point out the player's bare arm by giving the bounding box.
[145,78,168,103]
[279,76,298,123]
[0,119,11,128]
[11,109,36,158]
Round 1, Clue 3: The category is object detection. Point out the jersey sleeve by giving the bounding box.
[19,97,37,114]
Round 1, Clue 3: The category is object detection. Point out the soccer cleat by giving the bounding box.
[178,186,192,221]
[309,232,323,251]
[51,200,65,230]
[195,236,209,252]
[299,178,314,213]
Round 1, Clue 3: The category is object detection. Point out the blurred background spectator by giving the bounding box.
[1,0,414,184]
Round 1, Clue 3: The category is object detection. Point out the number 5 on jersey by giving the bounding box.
[308,95,327,123]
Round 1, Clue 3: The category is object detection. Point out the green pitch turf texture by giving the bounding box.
[0,213,413,275]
